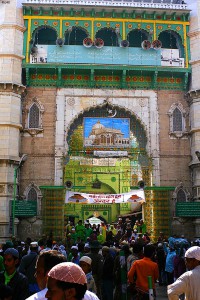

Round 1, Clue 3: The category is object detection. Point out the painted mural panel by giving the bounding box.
[84,117,130,148]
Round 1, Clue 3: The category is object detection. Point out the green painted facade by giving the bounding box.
[22,5,191,90]
[25,3,190,241]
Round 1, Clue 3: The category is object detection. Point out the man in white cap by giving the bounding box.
[79,256,97,294]
[167,246,200,299]
[45,262,99,300]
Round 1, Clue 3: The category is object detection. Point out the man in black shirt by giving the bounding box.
[0,248,29,300]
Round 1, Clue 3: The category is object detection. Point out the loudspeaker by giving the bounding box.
[120,40,129,48]
[30,46,38,56]
[138,180,145,189]
[141,40,151,50]
[83,37,93,48]
[152,40,162,50]
[56,38,64,47]
[65,181,73,188]
[94,38,104,49]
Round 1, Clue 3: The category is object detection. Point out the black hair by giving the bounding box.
[78,242,85,252]
[56,281,87,300]
[39,250,67,274]
[46,239,53,248]
[132,243,143,254]
[144,245,156,258]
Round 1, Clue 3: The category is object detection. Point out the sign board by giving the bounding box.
[65,190,145,204]
[11,200,37,217]
[176,202,200,217]
[30,45,161,66]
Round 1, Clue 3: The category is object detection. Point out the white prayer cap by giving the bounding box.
[79,256,92,265]
[185,246,200,261]
[71,246,78,250]
[48,262,87,285]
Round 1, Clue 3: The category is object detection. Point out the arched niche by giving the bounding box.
[158,30,184,57]
[95,28,119,46]
[31,26,58,45]
[64,26,88,45]
[127,29,149,47]
[66,103,149,173]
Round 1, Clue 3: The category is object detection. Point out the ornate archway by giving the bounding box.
[64,101,151,194]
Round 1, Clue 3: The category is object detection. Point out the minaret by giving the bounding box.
[187,0,200,236]
[0,0,25,239]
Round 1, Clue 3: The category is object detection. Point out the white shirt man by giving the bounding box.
[167,246,200,300]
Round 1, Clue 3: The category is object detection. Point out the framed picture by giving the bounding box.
[83,117,130,148]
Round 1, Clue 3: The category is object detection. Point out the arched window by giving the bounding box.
[24,184,42,215]
[65,27,88,45]
[95,28,119,46]
[168,103,188,138]
[177,189,187,202]
[26,98,44,134]
[158,30,184,57]
[27,187,38,201]
[127,29,149,47]
[32,27,57,45]
[173,107,183,132]
[28,103,40,129]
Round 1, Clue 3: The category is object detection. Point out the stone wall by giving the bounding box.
[18,86,193,240]
[0,0,25,242]
[158,90,191,188]
[20,87,57,191]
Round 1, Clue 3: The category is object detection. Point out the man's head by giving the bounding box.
[3,248,19,275]
[143,244,156,259]
[102,246,110,257]
[30,242,38,252]
[35,250,67,290]
[185,246,200,270]
[45,262,87,300]
[79,256,92,275]
[131,243,143,255]
[71,246,78,257]
[84,243,90,253]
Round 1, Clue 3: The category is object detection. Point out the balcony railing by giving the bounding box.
[29,45,185,68]
[22,0,188,10]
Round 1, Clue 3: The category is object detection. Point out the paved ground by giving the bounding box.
[156,284,168,299]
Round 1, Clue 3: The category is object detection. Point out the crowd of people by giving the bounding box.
[0,217,200,300]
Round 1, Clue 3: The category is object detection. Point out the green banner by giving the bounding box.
[176,202,200,217]
[11,200,37,217]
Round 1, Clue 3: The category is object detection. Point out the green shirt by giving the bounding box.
[0,255,4,272]
[4,270,16,285]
